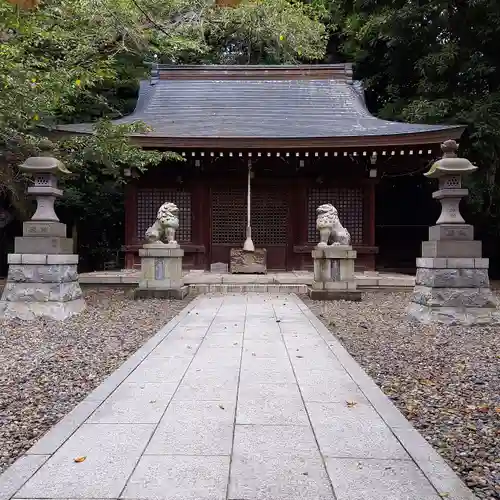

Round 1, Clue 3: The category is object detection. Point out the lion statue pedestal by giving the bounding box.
[307,204,361,301]
[134,202,188,300]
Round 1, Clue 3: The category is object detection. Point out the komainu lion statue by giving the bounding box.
[316,203,351,247]
[145,202,180,245]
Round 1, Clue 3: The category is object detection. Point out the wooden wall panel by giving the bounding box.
[306,187,364,244]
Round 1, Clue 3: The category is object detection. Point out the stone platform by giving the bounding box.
[0,293,475,500]
[78,270,415,293]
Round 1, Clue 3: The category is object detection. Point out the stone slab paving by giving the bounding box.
[0,293,476,500]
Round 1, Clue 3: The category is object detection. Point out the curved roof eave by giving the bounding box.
[51,123,465,149]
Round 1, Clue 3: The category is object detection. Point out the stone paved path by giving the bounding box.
[0,294,475,500]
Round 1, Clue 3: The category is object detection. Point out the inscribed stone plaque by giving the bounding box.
[331,260,341,281]
[428,224,474,241]
[211,262,228,273]
[154,258,165,280]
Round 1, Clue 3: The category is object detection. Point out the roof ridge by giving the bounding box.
[151,63,354,82]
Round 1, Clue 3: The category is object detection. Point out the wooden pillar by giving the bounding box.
[124,182,137,269]
[361,180,377,271]
[289,179,308,270]
[366,181,376,246]
[191,179,207,269]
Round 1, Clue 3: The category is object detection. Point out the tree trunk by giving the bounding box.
[6,0,40,9]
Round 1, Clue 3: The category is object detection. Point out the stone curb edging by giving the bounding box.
[0,296,201,500]
[294,295,477,500]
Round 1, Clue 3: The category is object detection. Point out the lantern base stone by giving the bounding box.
[408,257,499,325]
[421,240,482,258]
[428,224,474,241]
[15,236,73,254]
[23,221,67,237]
[407,302,500,326]
[0,253,85,321]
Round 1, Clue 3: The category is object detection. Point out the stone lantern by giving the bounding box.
[0,152,85,321]
[407,140,499,325]
[23,156,70,221]
[425,139,477,226]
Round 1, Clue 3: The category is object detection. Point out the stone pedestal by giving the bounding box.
[407,257,499,325]
[0,253,85,321]
[134,243,188,299]
[230,248,267,274]
[0,155,85,321]
[307,245,361,301]
[407,140,499,325]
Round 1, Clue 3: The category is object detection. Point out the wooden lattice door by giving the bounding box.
[210,185,290,269]
[251,187,289,269]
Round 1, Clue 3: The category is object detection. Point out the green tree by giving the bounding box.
[0,0,327,267]
[325,0,500,262]
[197,0,327,64]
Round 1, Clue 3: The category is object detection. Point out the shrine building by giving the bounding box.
[57,63,465,272]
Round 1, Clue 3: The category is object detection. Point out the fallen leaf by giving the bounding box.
[149,400,156,404]
[276,319,281,323]
[302,471,308,476]
[346,401,358,408]
[219,404,225,410]
[439,493,450,498]
[296,355,304,359]
[74,456,86,463]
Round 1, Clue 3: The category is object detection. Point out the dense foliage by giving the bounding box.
[0,0,326,267]
[2,0,500,269]
[324,0,500,257]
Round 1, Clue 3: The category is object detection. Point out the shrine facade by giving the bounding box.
[58,64,465,271]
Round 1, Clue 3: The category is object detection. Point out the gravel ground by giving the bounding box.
[306,291,500,500]
[0,288,190,474]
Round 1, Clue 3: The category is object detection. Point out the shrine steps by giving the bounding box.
[78,270,415,293]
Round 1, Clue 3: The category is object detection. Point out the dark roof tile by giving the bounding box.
[58,74,462,139]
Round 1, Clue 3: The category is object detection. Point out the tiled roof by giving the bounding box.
[57,65,463,141]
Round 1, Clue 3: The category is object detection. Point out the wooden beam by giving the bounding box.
[124,183,137,269]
